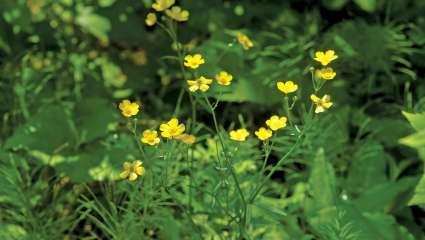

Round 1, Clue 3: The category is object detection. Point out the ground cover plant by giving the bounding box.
[1,0,425,239]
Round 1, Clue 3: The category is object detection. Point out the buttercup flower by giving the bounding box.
[120,160,145,181]
[145,13,157,26]
[152,0,175,11]
[277,81,298,94]
[187,76,213,92]
[118,100,139,117]
[266,115,287,131]
[255,127,272,141]
[215,71,233,86]
[236,32,253,50]
[229,128,250,142]
[141,129,160,146]
[314,50,338,66]
[175,133,196,144]
[316,67,336,80]
[184,54,205,69]
[160,118,185,139]
[165,6,189,22]
[311,94,333,113]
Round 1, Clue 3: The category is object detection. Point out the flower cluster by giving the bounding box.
[236,32,254,50]
[118,100,140,118]
[120,160,145,181]
[145,0,189,27]
[314,50,337,80]
[183,54,234,92]
[118,100,196,181]
[229,115,287,142]
[277,81,298,94]
[311,49,338,113]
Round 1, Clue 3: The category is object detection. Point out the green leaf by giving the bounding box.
[353,177,417,212]
[74,97,118,144]
[400,111,425,206]
[309,148,337,209]
[321,0,350,10]
[4,104,77,153]
[399,130,425,149]
[0,224,27,240]
[219,77,281,105]
[347,141,387,194]
[409,174,425,205]
[402,111,425,131]
[353,0,377,12]
[76,6,111,41]
[98,0,116,7]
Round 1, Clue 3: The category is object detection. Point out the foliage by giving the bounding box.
[1,0,425,239]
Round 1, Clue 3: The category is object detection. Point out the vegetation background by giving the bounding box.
[1,0,425,239]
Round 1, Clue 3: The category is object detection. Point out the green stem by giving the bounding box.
[249,136,302,203]
[202,93,248,229]
[283,96,292,125]
[129,118,147,160]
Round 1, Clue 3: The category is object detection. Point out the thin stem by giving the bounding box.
[283,96,292,126]
[202,93,248,229]
[129,118,147,160]
[249,136,302,203]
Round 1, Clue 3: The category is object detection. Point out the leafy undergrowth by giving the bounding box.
[1,0,425,239]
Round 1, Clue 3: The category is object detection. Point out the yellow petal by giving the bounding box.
[310,94,320,103]
[135,166,145,176]
[315,106,325,113]
[129,173,138,181]
[120,171,129,179]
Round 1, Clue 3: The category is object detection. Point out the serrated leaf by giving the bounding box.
[309,148,337,209]
[408,174,425,205]
[402,111,425,131]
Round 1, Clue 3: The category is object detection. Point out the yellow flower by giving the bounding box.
[118,100,140,117]
[175,133,196,144]
[141,129,160,146]
[314,50,338,66]
[187,76,213,92]
[236,32,253,50]
[229,128,250,142]
[255,127,272,141]
[165,6,189,22]
[215,71,233,86]
[265,115,287,131]
[311,94,333,113]
[184,54,205,69]
[316,67,336,80]
[120,160,145,181]
[277,81,298,94]
[152,0,175,11]
[160,118,185,139]
[145,13,157,26]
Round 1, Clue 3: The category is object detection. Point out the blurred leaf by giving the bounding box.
[353,177,417,212]
[347,141,387,194]
[76,6,111,41]
[402,111,425,131]
[5,104,77,153]
[353,0,377,12]
[219,77,281,105]
[309,148,337,209]
[74,97,118,143]
[321,0,350,10]
[98,0,116,7]
[0,224,27,240]
[408,175,425,205]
